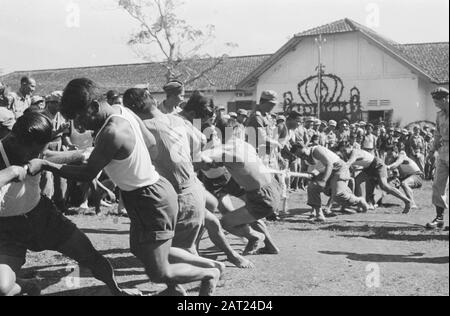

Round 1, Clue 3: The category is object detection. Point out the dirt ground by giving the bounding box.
[22,182,449,296]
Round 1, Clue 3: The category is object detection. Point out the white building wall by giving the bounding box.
[255,32,433,125]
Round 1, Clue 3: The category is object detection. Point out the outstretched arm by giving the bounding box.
[387,153,406,170]
[0,166,28,187]
[29,128,120,182]
[43,148,92,165]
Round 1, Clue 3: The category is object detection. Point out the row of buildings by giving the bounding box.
[1,18,448,125]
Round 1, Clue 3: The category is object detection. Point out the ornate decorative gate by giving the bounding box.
[283,72,363,122]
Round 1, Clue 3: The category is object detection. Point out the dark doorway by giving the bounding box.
[368,110,393,124]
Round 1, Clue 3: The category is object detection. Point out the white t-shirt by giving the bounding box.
[0,142,41,217]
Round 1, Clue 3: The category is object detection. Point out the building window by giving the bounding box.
[236,92,253,97]
[367,100,392,107]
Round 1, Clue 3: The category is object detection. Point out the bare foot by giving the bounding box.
[243,233,265,256]
[199,269,221,296]
[403,202,412,214]
[118,288,144,296]
[358,199,369,213]
[229,254,255,269]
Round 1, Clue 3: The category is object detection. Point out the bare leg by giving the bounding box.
[379,178,411,213]
[401,178,417,209]
[169,247,226,275]
[134,239,220,296]
[59,229,140,296]
[251,220,280,255]
[221,208,267,256]
[204,210,254,268]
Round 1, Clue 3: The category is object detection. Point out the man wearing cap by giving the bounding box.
[228,112,238,127]
[337,119,351,143]
[29,96,46,111]
[358,121,366,137]
[159,80,185,115]
[245,91,282,154]
[304,117,316,140]
[408,125,426,173]
[284,111,309,191]
[233,109,248,140]
[326,120,338,149]
[426,88,449,230]
[10,76,36,119]
[0,83,16,139]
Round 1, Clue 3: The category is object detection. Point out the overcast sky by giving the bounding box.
[0,0,448,74]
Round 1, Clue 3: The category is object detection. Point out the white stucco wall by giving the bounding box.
[255,32,434,125]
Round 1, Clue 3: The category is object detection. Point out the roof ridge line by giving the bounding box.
[7,53,274,75]
[400,41,449,46]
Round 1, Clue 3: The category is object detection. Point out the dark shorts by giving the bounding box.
[172,180,206,250]
[202,174,246,198]
[246,180,282,219]
[365,158,388,180]
[0,196,77,267]
[402,174,423,189]
[121,177,178,255]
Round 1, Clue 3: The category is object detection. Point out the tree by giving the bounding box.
[119,0,237,86]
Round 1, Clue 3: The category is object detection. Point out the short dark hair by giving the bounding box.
[12,111,52,145]
[184,91,215,119]
[20,76,34,85]
[123,88,155,113]
[61,78,101,120]
[290,141,307,154]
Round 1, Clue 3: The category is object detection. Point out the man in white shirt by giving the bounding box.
[28,79,221,296]
[0,111,138,296]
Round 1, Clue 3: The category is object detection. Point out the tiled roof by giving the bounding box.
[0,54,271,95]
[239,18,449,86]
[295,18,356,37]
[2,19,448,94]
[395,42,449,84]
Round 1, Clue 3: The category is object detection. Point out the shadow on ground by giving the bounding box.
[320,251,449,264]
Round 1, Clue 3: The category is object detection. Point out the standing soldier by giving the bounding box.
[326,120,338,149]
[426,88,449,230]
[409,125,426,173]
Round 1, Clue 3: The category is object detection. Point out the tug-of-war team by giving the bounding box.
[0,76,448,296]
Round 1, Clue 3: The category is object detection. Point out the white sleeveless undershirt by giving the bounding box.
[95,107,159,192]
[0,142,41,217]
